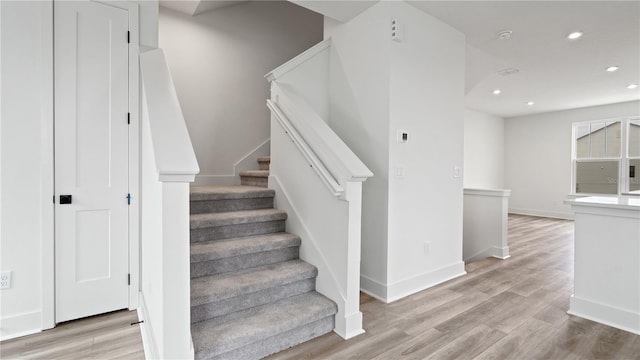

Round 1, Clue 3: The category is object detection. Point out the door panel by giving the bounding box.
[55,1,129,323]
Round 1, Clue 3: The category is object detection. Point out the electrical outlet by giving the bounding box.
[453,166,462,178]
[1,271,12,289]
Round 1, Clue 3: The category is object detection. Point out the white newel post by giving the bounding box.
[160,181,193,359]
[140,49,199,359]
[341,181,365,338]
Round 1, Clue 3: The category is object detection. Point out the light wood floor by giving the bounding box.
[267,215,640,360]
[0,310,144,359]
[2,215,639,359]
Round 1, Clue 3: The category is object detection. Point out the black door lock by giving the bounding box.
[60,195,72,204]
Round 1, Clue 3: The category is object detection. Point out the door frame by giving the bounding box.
[44,0,140,328]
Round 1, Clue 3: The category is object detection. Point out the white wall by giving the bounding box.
[0,0,159,340]
[328,2,392,298]
[0,0,53,340]
[329,1,466,302]
[159,2,322,185]
[386,1,466,301]
[505,100,640,219]
[464,109,504,189]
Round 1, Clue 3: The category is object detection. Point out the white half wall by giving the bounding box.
[464,109,504,189]
[505,100,640,219]
[159,2,322,185]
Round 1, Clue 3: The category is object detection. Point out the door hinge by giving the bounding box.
[127,112,130,125]
[53,195,55,204]
[126,193,131,205]
[128,273,131,285]
[127,31,130,44]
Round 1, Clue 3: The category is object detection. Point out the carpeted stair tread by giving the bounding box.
[192,292,337,359]
[191,233,300,263]
[191,260,317,306]
[239,170,269,178]
[257,156,271,163]
[190,209,287,229]
[190,185,274,201]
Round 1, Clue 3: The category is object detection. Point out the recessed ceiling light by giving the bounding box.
[567,31,583,40]
[497,30,513,40]
[493,89,502,95]
[606,66,619,72]
[628,84,638,89]
[527,101,535,106]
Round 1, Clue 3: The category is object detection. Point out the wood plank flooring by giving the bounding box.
[267,215,640,360]
[0,310,144,359]
[2,215,638,359]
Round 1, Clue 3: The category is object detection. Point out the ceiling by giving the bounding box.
[159,0,640,118]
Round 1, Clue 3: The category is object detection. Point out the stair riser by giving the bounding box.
[258,162,270,171]
[191,221,285,242]
[191,247,300,278]
[240,177,268,187]
[197,316,334,360]
[191,278,315,324]
[190,198,273,215]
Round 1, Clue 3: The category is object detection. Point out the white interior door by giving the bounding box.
[54,1,130,323]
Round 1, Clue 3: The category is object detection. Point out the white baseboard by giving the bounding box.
[0,311,42,341]
[138,293,160,359]
[509,208,574,220]
[465,246,511,263]
[386,262,467,303]
[360,274,388,303]
[361,262,467,304]
[569,295,640,335]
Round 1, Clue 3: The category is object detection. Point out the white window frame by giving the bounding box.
[571,117,639,196]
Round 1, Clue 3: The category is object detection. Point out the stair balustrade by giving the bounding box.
[265,39,373,339]
[138,48,199,359]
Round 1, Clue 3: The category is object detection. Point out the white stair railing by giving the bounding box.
[266,39,372,339]
[138,48,199,360]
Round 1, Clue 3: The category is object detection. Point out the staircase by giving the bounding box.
[189,156,338,360]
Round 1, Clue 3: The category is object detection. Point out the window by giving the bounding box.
[572,118,639,195]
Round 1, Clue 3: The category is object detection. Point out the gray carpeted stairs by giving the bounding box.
[190,156,337,360]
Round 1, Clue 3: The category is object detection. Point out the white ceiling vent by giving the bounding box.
[497,68,520,76]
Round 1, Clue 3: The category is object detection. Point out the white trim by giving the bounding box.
[386,262,466,303]
[464,188,511,197]
[126,0,141,312]
[40,0,55,331]
[0,311,42,341]
[508,207,574,220]
[265,39,330,82]
[137,293,160,360]
[569,295,640,335]
[232,138,270,184]
[465,246,511,263]
[359,275,389,303]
